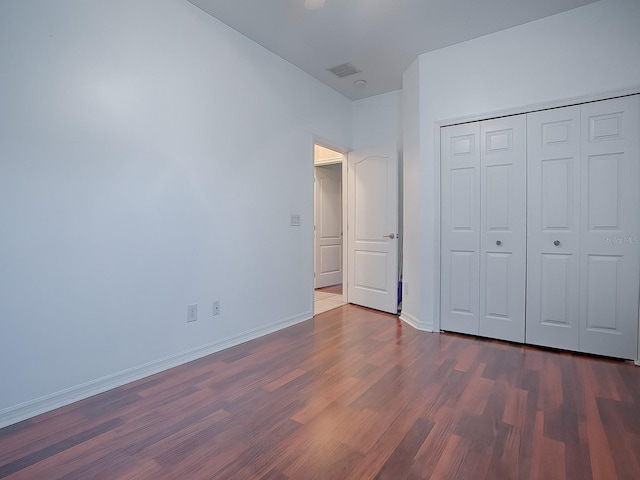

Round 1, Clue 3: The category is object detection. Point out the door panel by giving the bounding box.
[485,164,511,229]
[479,116,526,343]
[484,252,510,318]
[586,255,622,331]
[449,251,475,315]
[587,155,621,229]
[526,106,580,350]
[347,144,398,314]
[540,254,572,324]
[319,245,340,276]
[451,168,475,229]
[542,159,572,229]
[354,251,387,292]
[441,123,480,335]
[580,96,640,359]
[315,165,342,288]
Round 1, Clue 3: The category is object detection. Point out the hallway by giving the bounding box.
[314,284,345,315]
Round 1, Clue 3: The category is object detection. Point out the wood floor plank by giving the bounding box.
[596,397,640,479]
[529,411,566,480]
[372,417,434,480]
[1,304,640,479]
[429,434,466,480]
[502,385,528,428]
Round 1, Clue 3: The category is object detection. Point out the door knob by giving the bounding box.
[554,240,560,246]
[383,233,395,239]
[496,240,502,246]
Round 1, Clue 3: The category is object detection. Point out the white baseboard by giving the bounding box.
[635,359,640,367]
[0,311,313,429]
[399,311,433,332]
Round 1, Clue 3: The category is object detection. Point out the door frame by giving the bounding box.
[312,137,350,308]
[433,85,640,363]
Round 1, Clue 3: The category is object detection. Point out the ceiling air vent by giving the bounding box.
[327,62,362,78]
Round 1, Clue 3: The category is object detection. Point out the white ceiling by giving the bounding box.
[187,0,598,100]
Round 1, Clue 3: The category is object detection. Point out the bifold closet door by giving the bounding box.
[440,116,526,341]
[526,106,581,350]
[579,95,640,359]
[526,95,640,359]
[479,116,527,343]
[440,123,481,335]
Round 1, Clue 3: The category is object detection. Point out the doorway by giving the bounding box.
[314,144,346,315]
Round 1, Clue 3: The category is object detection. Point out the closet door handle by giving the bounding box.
[383,233,395,239]
[554,240,560,246]
[496,240,502,246]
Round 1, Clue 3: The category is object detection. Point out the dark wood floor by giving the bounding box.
[315,284,343,295]
[1,305,640,479]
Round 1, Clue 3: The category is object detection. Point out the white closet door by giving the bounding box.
[441,123,481,335]
[579,95,640,359]
[479,116,527,343]
[526,106,581,350]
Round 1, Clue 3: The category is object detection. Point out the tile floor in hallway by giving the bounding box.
[314,284,345,315]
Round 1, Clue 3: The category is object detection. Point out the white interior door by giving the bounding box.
[440,123,481,335]
[314,165,342,288]
[526,106,581,350]
[579,95,640,359]
[479,115,527,343]
[347,144,398,314]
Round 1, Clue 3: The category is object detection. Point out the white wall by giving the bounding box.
[399,61,424,329]
[403,0,640,330]
[0,0,351,425]
[351,90,402,151]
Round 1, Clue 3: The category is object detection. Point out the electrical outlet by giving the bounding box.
[187,304,197,322]
[213,300,220,316]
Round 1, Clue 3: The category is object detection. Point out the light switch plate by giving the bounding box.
[187,304,197,322]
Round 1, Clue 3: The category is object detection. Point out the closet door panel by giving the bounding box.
[484,252,511,317]
[479,116,526,343]
[580,95,640,359]
[526,107,580,350]
[441,123,481,335]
